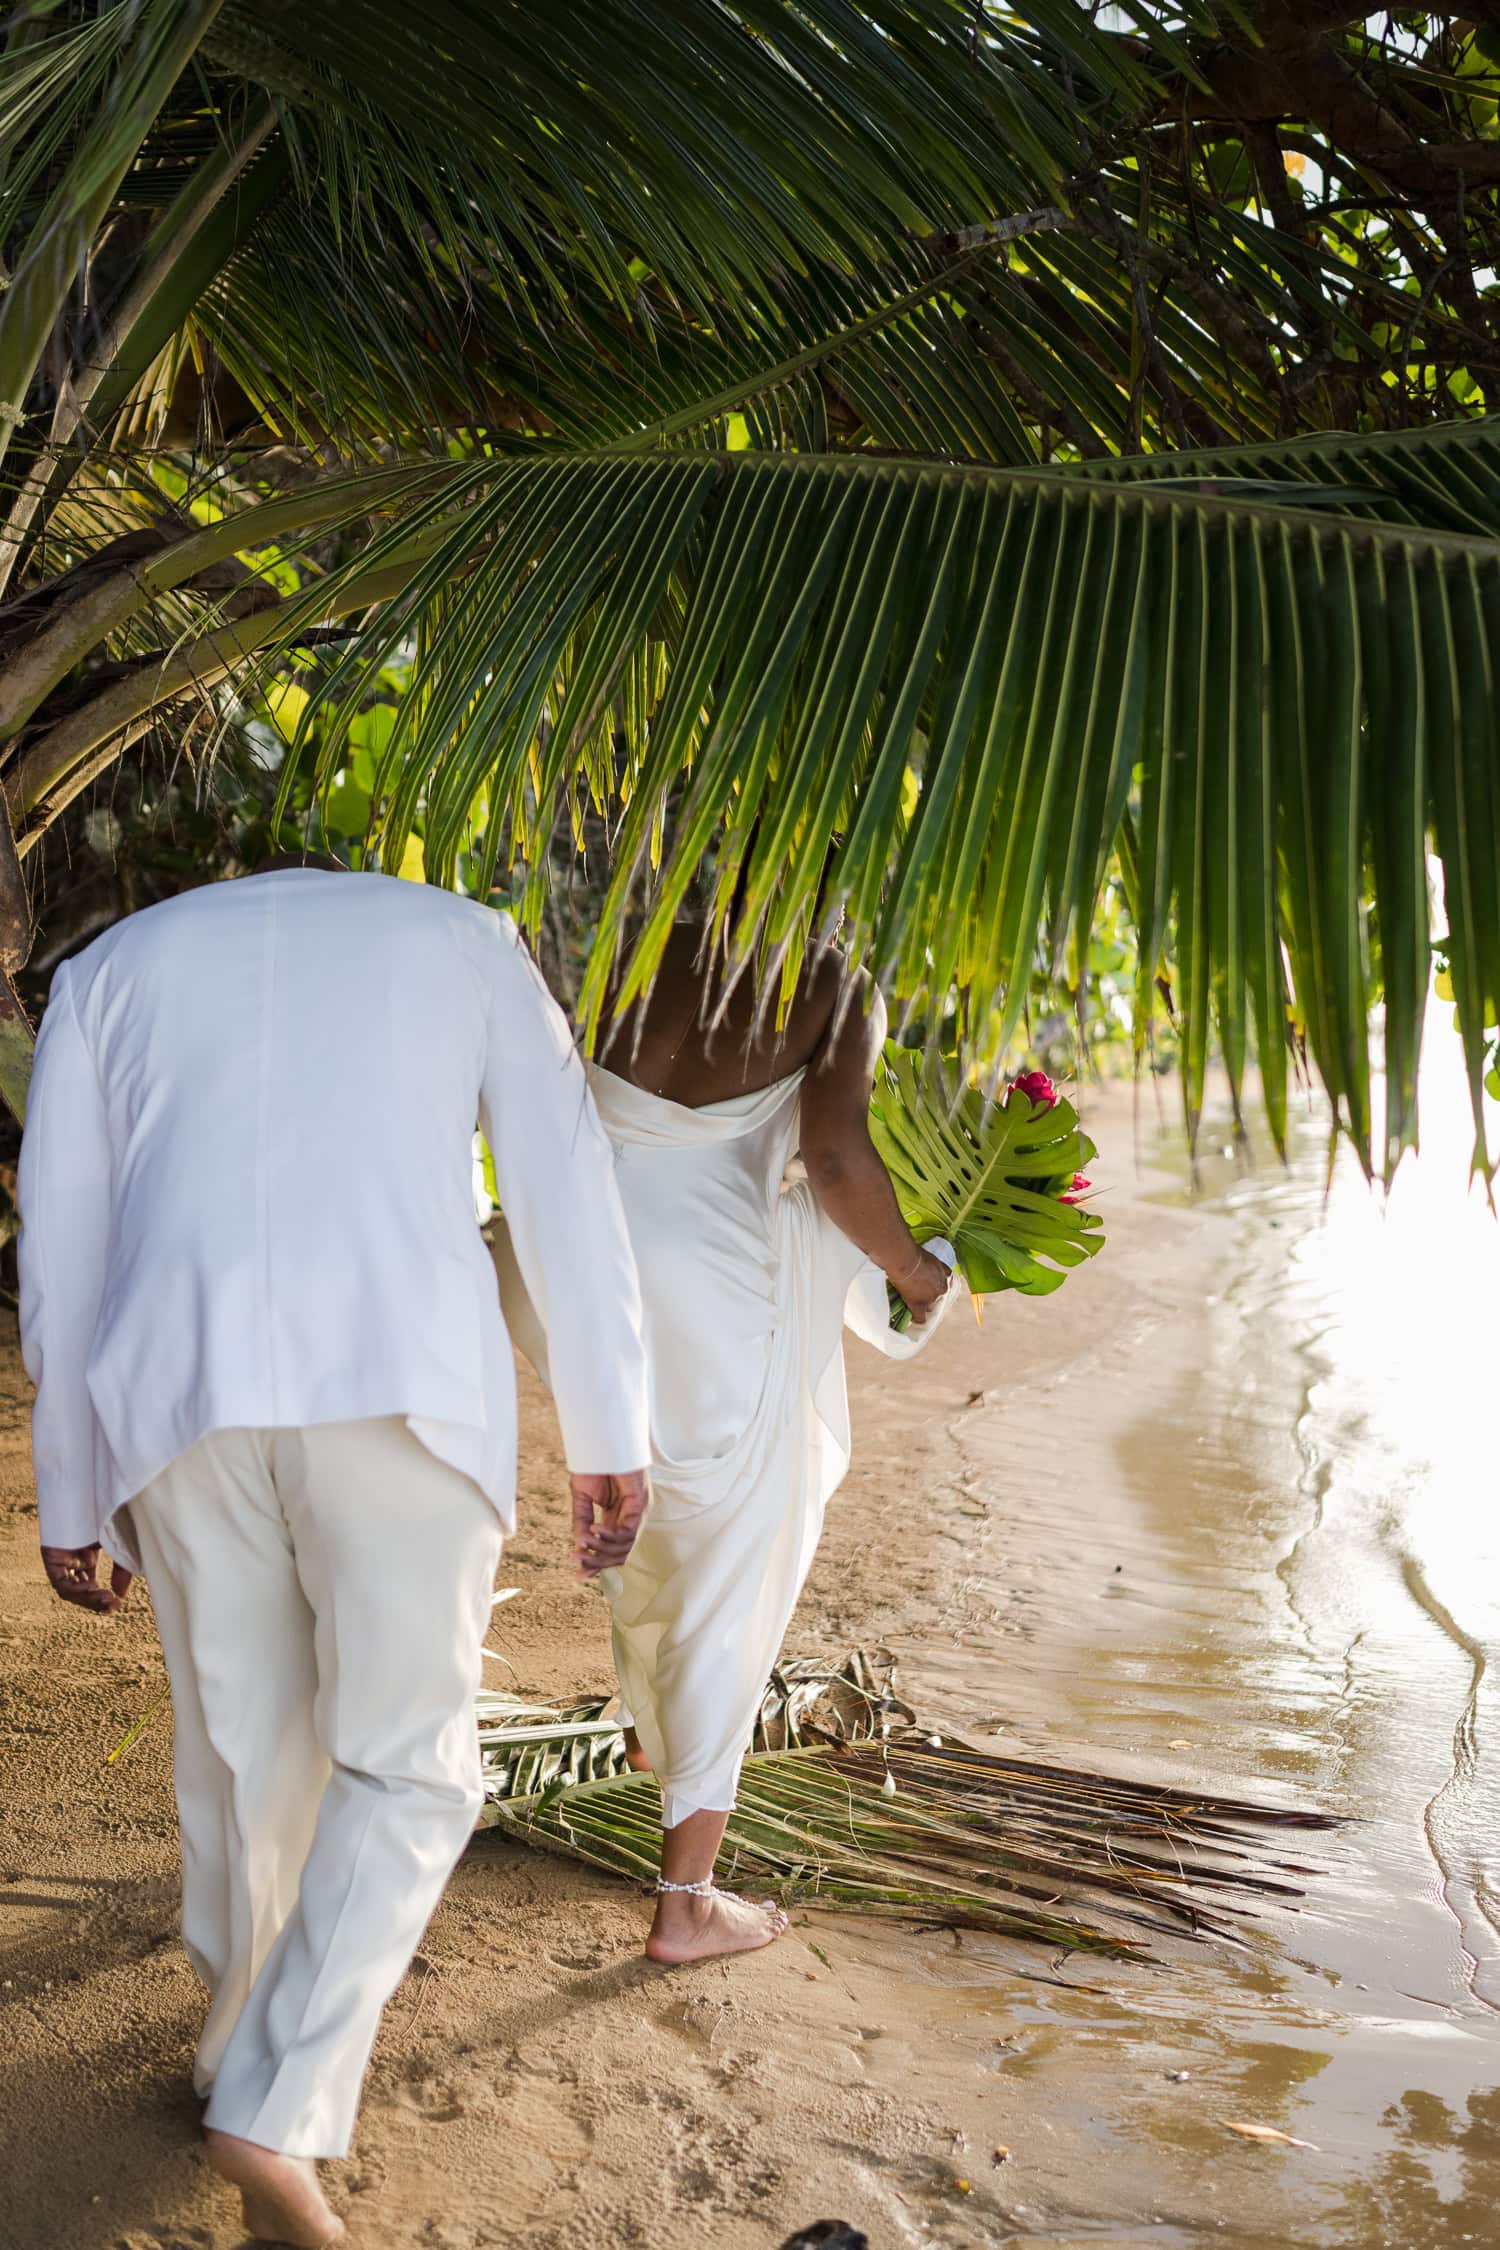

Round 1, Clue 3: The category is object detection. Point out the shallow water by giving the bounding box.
[897,1037,1500,2245]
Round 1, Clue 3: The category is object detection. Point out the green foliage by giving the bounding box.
[252,441,1500,1184]
[869,1045,1102,1300]
[1051,416,1500,541]
[3,4,1500,1184]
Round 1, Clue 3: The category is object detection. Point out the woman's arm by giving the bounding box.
[799,974,951,1325]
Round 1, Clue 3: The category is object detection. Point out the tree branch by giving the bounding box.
[7,557,423,850]
[0,465,427,747]
[0,787,30,974]
[1179,8,1500,201]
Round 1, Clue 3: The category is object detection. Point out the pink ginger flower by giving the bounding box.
[1008,1068,1057,1110]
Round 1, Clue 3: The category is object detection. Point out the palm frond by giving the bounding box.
[0,0,226,475]
[168,14,1148,462]
[256,440,1500,1180]
[478,1651,910,1804]
[188,189,1414,472]
[6,4,1499,1186]
[486,1737,1335,1959]
[75,116,287,449]
[0,5,1177,515]
[1058,415,1500,540]
[205,0,1083,310]
[595,230,1064,464]
[86,74,1473,476]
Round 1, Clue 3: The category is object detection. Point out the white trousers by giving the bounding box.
[129,1417,503,2159]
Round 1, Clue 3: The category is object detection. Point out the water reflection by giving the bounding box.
[890,1020,1499,2246]
[1332,2084,1500,2247]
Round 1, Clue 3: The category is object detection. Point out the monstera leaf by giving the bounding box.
[868,1045,1103,1300]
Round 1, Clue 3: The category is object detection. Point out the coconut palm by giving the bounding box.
[2,4,1499,1180]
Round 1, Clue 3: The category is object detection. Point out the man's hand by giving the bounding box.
[570,1469,651,1581]
[41,1544,133,1615]
[891,1247,953,1327]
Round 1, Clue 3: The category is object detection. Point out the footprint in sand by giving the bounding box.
[546,1945,608,1971]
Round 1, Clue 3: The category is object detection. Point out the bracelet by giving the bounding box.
[889,1245,928,1288]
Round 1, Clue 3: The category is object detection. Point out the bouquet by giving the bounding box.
[868,1050,1103,1330]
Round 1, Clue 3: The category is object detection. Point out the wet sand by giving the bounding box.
[2,1072,1497,2249]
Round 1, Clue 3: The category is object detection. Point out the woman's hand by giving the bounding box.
[888,1246,952,1326]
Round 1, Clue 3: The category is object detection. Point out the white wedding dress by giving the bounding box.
[493,1060,955,1828]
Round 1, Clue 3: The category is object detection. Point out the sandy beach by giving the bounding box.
[3,1075,1497,2250]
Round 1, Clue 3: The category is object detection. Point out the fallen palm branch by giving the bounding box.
[476,1650,908,1803]
[475,1656,1335,1959]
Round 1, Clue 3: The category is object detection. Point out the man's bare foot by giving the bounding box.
[204,2129,345,2247]
[622,1724,653,1775]
[645,1887,789,1965]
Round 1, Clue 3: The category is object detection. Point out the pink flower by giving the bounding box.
[1060,1173,1092,1205]
[1009,1068,1057,1110]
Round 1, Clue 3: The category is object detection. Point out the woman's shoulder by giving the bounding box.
[796,944,882,1041]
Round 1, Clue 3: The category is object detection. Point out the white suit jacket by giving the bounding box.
[17,869,650,1568]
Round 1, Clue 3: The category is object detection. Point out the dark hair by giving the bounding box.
[723,819,843,936]
[255,848,350,877]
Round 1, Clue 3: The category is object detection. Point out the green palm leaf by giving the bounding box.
[1057,416,1500,541]
[203,0,1075,307]
[0,0,227,478]
[246,442,1500,1179]
[188,190,1442,474]
[10,6,1268,479]
[5,4,1500,1191]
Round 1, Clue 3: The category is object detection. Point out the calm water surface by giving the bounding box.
[897,1035,1500,2246]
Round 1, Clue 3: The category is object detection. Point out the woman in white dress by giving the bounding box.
[495,925,954,1964]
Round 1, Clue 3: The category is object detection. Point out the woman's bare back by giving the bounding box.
[598,924,844,1109]
[593,920,951,1325]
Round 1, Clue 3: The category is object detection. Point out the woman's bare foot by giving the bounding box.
[645,1887,789,1965]
[622,1724,653,1774]
[204,2129,345,2247]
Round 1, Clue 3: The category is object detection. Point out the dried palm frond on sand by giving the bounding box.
[476,1651,906,1801]
[476,1653,1335,1958]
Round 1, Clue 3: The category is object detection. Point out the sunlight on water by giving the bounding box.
[884,1006,1500,2243]
[1304,1022,1500,1640]
[1263,1011,1500,2010]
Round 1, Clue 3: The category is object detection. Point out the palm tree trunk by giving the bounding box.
[0,969,33,1124]
[7,554,427,851]
[0,466,423,753]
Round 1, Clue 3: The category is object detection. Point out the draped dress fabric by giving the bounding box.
[492,1058,954,1829]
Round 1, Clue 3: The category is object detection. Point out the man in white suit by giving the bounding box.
[17,865,651,2248]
